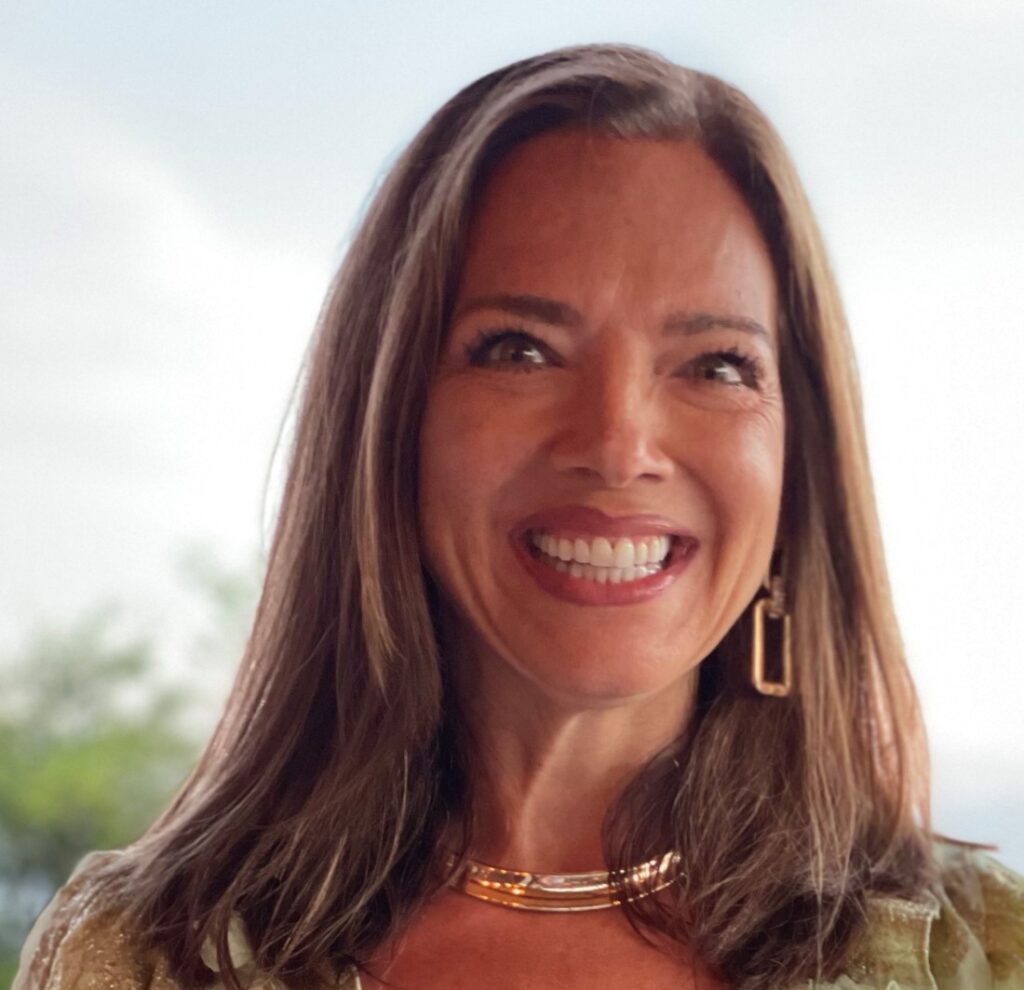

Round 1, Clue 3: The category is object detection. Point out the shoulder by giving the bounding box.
[930,840,1024,986]
[13,850,185,990]
[13,850,360,990]
[821,839,1024,989]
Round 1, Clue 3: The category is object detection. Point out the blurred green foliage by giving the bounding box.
[0,606,195,885]
[0,543,260,985]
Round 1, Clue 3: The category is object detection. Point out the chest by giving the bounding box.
[357,891,729,990]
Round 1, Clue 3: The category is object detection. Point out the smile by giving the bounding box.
[512,527,699,607]
[528,531,671,584]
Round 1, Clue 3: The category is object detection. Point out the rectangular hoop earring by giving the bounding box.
[751,593,792,697]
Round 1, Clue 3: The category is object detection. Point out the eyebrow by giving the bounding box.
[452,292,770,340]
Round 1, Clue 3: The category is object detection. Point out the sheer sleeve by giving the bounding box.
[930,843,1024,988]
[13,850,360,990]
[810,842,1024,989]
[12,851,183,990]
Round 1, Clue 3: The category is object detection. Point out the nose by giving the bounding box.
[548,351,674,488]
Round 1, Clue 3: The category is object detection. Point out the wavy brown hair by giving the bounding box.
[84,42,952,989]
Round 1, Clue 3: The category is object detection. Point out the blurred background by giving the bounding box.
[2,0,1022,980]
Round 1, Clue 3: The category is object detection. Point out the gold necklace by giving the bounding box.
[447,851,683,912]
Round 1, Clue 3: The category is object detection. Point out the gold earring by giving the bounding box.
[751,550,792,697]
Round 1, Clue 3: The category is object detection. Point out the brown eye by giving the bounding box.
[687,349,763,390]
[466,329,555,371]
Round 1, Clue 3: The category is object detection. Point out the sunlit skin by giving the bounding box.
[362,130,783,989]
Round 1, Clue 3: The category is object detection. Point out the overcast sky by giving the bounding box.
[2,1,1022,868]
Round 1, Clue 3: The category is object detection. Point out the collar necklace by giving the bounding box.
[447,851,683,912]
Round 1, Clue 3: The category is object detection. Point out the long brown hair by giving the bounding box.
[89,42,948,989]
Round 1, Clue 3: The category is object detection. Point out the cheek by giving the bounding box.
[417,384,529,554]
[681,412,784,626]
[421,388,491,501]
[418,398,461,559]
[691,411,785,534]
[729,427,783,500]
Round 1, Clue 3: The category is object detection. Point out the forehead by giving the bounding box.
[457,129,777,337]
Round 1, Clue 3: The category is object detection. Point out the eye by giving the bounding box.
[465,328,557,372]
[686,347,764,390]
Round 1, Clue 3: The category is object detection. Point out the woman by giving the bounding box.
[14,42,1024,990]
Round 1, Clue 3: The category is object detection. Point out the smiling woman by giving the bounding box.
[14,42,1024,990]
[419,133,784,718]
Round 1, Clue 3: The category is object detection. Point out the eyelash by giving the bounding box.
[464,327,766,389]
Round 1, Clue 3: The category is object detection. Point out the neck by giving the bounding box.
[449,634,697,874]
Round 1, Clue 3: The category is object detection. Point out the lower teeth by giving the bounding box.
[537,554,663,583]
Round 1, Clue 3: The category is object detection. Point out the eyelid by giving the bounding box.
[464,326,561,367]
[462,326,766,389]
[683,346,765,389]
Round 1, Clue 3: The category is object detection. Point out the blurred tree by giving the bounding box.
[0,602,195,885]
[0,542,262,984]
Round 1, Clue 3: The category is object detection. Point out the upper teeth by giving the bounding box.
[530,532,672,568]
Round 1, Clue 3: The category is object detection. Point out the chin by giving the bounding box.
[513,645,696,709]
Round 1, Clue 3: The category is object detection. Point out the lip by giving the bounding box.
[510,505,700,607]
[513,505,698,542]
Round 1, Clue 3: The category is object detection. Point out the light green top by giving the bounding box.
[13,840,1024,989]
